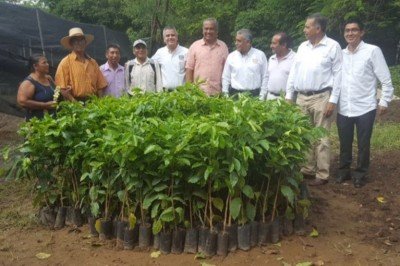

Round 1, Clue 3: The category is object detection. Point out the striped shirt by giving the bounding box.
[55,51,107,98]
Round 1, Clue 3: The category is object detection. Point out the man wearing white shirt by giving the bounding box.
[222,29,268,97]
[152,26,188,91]
[266,32,296,100]
[336,19,394,188]
[286,13,342,186]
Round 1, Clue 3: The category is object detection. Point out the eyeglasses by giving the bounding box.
[344,28,360,34]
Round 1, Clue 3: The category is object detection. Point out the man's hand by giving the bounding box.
[377,105,387,116]
[61,86,76,101]
[324,102,336,117]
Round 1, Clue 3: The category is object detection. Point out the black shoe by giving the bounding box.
[302,173,316,180]
[335,174,351,184]
[309,178,328,186]
[353,178,365,188]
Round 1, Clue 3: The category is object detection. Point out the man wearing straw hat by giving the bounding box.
[56,27,107,101]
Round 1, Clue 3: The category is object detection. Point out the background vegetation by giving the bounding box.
[2,0,400,65]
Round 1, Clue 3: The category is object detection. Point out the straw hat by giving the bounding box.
[60,27,94,50]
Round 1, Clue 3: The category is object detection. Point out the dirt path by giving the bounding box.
[0,110,399,266]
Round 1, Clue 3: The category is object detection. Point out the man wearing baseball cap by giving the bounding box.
[124,39,162,93]
[55,27,107,101]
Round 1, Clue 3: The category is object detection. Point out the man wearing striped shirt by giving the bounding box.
[336,19,394,188]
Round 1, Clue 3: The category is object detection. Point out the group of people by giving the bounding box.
[17,13,394,189]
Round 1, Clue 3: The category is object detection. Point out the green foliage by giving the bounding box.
[36,0,399,62]
[8,83,320,231]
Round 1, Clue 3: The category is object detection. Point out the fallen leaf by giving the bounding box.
[194,252,206,260]
[95,219,102,233]
[309,228,319,238]
[90,242,103,247]
[150,251,161,258]
[314,260,325,266]
[376,196,386,203]
[266,249,279,255]
[296,262,312,266]
[36,252,51,259]
[200,263,215,266]
[273,242,282,247]
[383,240,393,246]
[277,257,284,261]
[282,261,291,266]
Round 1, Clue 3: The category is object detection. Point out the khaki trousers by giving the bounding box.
[296,91,334,180]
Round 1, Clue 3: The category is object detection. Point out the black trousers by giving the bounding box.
[337,109,376,180]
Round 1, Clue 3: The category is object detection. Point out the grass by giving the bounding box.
[330,121,400,153]
[0,179,38,230]
[389,65,400,96]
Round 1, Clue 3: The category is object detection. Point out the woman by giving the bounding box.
[17,54,56,121]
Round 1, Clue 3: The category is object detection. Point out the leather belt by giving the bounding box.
[298,87,332,96]
[268,91,280,96]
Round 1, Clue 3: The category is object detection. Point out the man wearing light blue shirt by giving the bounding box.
[336,19,394,188]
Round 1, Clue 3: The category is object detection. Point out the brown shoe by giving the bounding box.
[308,178,328,186]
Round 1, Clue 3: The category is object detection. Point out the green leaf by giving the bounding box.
[204,166,213,180]
[281,185,295,205]
[242,185,254,199]
[245,202,256,221]
[212,197,224,212]
[143,194,158,209]
[152,219,162,235]
[230,197,242,220]
[129,213,137,229]
[144,144,159,154]
[151,202,160,219]
[160,207,175,222]
[258,139,270,151]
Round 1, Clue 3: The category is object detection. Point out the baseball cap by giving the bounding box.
[133,39,147,47]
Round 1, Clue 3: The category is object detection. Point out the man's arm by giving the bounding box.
[221,55,231,95]
[372,46,394,115]
[259,52,269,100]
[186,68,194,83]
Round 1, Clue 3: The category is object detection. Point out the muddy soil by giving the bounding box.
[0,108,399,266]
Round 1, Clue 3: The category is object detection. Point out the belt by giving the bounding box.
[229,87,260,97]
[268,91,280,97]
[298,87,332,96]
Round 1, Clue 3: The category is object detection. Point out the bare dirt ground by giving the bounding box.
[0,107,399,266]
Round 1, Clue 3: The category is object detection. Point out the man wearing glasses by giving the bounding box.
[56,27,107,101]
[336,19,394,188]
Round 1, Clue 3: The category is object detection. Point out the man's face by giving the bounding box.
[304,18,319,41]
[70,36,86,52]
[270,34,284,54]
[164,29,178,50]
[134,44,147,61]
[344,23,364,47]
[202,21,217,43]
[235,34,251,54]
[106,47,121,66]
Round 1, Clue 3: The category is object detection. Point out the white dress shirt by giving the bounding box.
[152,45,188,89]
[267,50,296,97]
[338,41,394,117]
[286,35,342,104]
[124,58,163,93]
[222,47,268,95]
